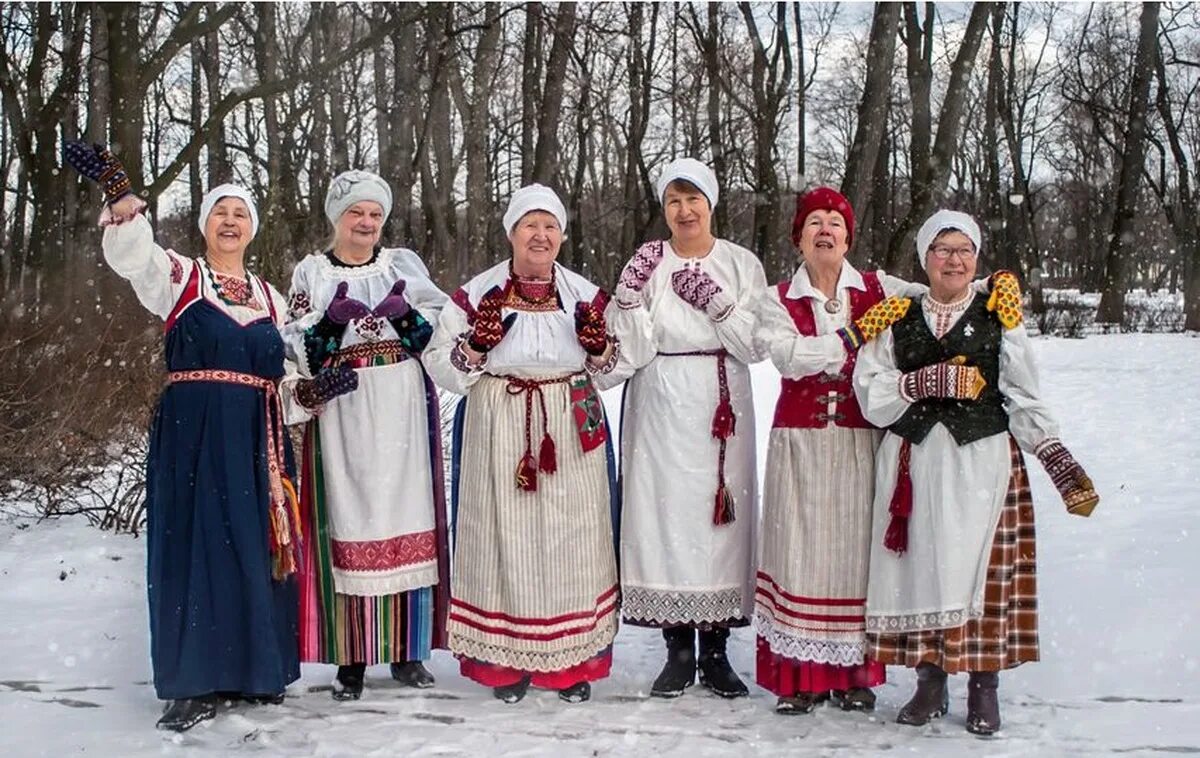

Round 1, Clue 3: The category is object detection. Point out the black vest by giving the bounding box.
[889,295,1009,445]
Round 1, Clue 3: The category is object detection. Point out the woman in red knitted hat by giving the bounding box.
[753,186,940,715]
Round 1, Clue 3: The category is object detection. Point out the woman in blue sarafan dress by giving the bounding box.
[66,143,355,732]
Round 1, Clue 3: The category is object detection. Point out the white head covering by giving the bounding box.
[198,184,259,239]
[502,183,567,235]
[325,170,393,224]
[916,210,983,268]
[655,157,719,208]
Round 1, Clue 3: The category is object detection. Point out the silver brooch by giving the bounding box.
[824,298,842,314]
[964,324,975,337]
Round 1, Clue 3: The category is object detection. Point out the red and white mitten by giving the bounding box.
[1035,439,1099,516]
[900,361,987,402]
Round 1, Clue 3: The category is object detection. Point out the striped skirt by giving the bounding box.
[449,374,619,675]
[866,438,1038,674]
[297,421,441,665]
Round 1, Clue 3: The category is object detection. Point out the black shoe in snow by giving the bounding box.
[650,626,696,698]
[965,672,1001,736]
[559,681,591,703]
[775,692,829,715]
[156,696,217,732]
[896,663,949,726]
[241,692,285,705]
[494,675,532,704]
[697,628,749,698]
[390,661,436,689]
[333,663,367,701]
[832,687,876,712]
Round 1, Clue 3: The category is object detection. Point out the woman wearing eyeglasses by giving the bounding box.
[853,210,1098,735]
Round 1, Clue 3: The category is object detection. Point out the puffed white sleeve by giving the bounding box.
[594,296,656,390]
[711,254,768,365]
[754,286,845,378]
[877,270,929,298]
[264,280,312,426]
[998,324,1060,453]
[852,328,912,428]
[395,249,449,324]
[101,214,193,320]
[424,297,482,396]
[279,262,325,380]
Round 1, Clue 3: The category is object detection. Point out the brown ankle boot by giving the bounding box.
[896,662,949,726]
[966,671,1000,735]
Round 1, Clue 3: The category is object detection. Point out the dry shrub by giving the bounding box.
[0,263,162,533]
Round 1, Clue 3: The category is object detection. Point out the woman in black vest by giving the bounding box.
[853,210,1098,735]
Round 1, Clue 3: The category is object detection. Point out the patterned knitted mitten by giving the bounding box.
[1036,439,1099,516]
[671,267,725,314]
[62,140,133,204]
[900,361,987,401]
[617,240,665,296]
[987,270,1024,329]
[296,365,359,410]
[836,295,913,352]
[574,301,609,356]
[467,286,517,353]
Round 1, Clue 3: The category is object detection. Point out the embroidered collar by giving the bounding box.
[923,289,975,315]
[786,261,865,300]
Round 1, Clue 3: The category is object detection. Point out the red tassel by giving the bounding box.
[883,516,909,555]
[516,453,538,492]
[884,440,913,555]
[712,485,735,525]
[538,432,557,474]
[711,398,736,439]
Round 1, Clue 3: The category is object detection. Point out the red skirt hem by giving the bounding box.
[459,650,612,689]
[755,635,885,696]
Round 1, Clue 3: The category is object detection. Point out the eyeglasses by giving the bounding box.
[928,245,977,260]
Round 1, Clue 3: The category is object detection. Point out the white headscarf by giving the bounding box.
[916,210,983,269]
[502,183,568,235]
[655,157,719,208]
[325,170,393,224]
[198,184,259,239]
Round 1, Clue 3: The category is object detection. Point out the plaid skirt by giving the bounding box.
[867,437,1038,674]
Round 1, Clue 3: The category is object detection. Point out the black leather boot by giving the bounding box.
[390,661,436,688]
[333,663,366,701]
[156,695,217,731]
[650,626,696,697]
[775,691,829,715]
[966,671,1001,735]
[697,627,749,698]
[896,662,949,726]
[832,686,877,712]
[493,675,532,704]
[559,680,591,703]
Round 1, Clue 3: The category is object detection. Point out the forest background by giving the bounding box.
[1,1,1197,528]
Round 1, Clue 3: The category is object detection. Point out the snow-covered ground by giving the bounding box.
[1,333,1197,757]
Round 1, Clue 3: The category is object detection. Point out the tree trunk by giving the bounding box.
[1096,2,1161,324]
[520,2,542,185]
[530,3,577,184]
[841,3,900,220]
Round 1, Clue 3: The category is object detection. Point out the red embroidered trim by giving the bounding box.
[169,254,184,284]
[331,529,437,572]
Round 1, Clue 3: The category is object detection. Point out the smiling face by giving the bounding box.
[924,229,979,301]
[333,200,385,252]
[797,209,849,269]
[508,210,563,277]
[662,180,713,245]
[203,197,254,257]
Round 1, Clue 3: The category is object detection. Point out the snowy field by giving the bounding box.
[1,333,1197,757]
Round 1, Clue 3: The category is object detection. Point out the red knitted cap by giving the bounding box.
[792,187,855,247]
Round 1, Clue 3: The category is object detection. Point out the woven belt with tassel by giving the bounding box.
[500,373,577,492]
[657,350,737,526]
[167,369,301,579]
